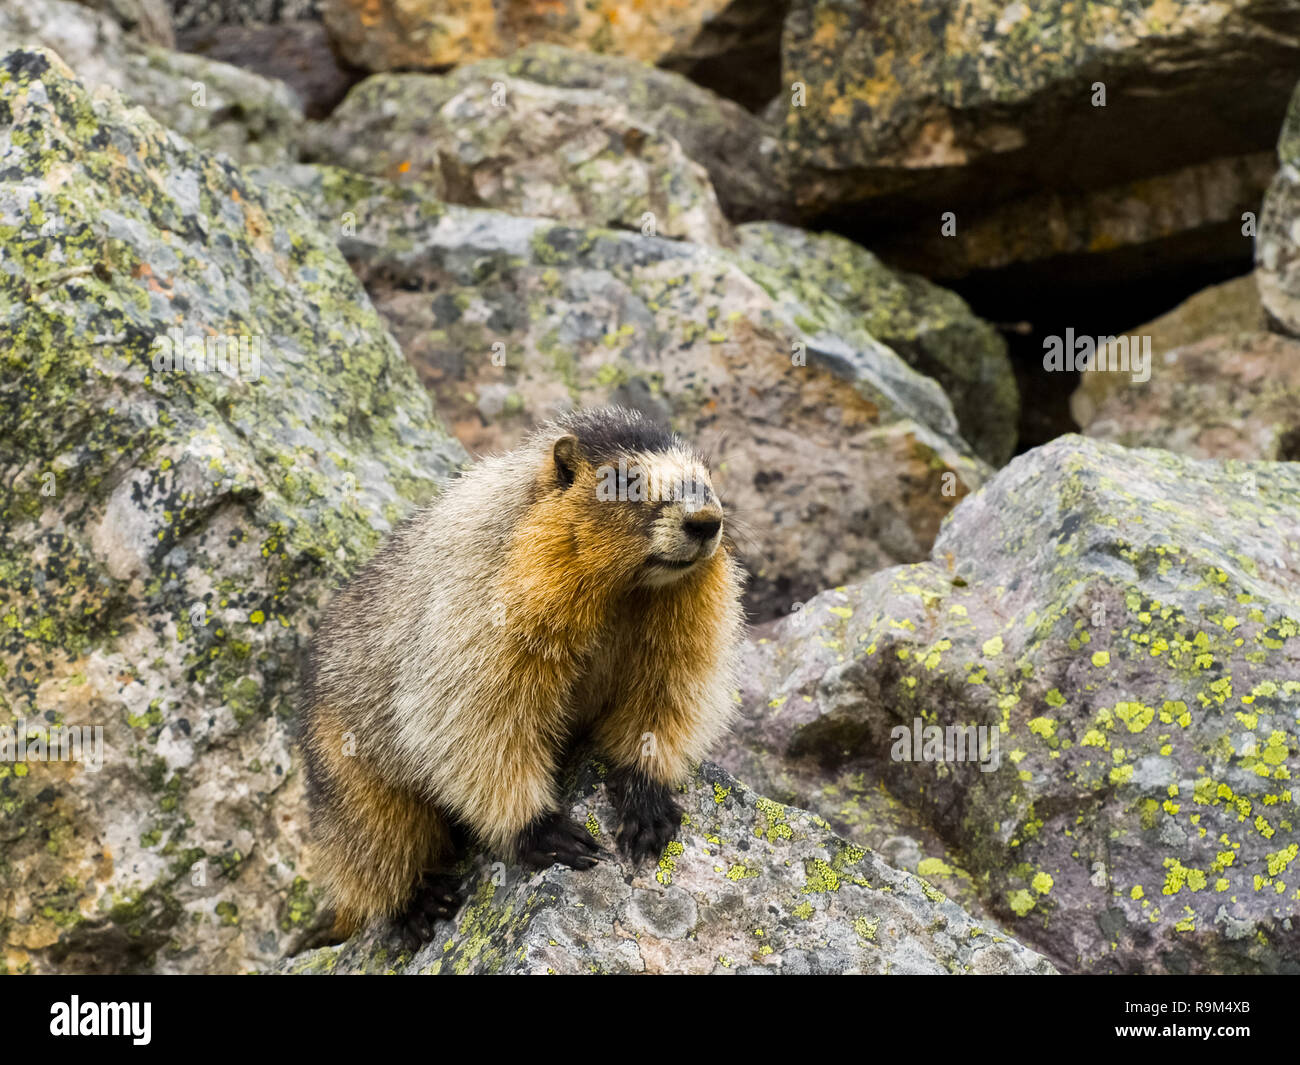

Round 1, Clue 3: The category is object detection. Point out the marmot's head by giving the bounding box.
[539,407,725,588]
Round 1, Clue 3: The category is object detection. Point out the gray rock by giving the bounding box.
[0,0,304,166]
[309,67,734,245]
[734,222,1018,464]
[1082,332,1300,460]
[305,42,794,230]
[727,435,1300,973]
[276,763,1059,974]
[169,0,321,31]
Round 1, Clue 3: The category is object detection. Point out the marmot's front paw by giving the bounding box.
[517,811,602,871]
[610,771,683,866]
[397,871,465,951]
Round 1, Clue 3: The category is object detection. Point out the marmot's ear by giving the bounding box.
[552,434,580,489]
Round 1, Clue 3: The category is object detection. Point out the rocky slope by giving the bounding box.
[3,0,1299,978]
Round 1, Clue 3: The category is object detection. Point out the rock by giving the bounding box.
[170,0,322,32]
[1082,332,1300,460]
[256,162,989,621]
[0,0,304,166]
[275,762,1059,974]
[875,153,1271,285]
[484,44,791,225]
[734,222,1018,465]
[0,47,465,974]
[1071,275,1264,427]
[309,68,734,245]
[718,636,992,917]
[780,0,1300,220]
[320,0,787,108]
[730,435,1300,974]
[176,20,362,120]
[73,0,174,45]
[1259,80,1300,336]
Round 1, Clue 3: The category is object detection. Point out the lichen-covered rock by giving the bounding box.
[168,0,321,31]
[734,222,1017,465]
[1070,275,1263,427]
[728,436,1300,973]
[1083,333,1300,460]
[0,47,465,974]
[781,0,1300,217]
[716,680,992,919]
[0,0,303,166]
[479,44,791,225]
[256,162,988,621]
[169,0,322,30]
[1258,80,1300,336]
[309,68,733,245]
[276,763,1058,974]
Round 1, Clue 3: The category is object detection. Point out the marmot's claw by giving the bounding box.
[609,770,684,866]
[396,871,466,948]
[617,795,683,866]
[519,812,603,871]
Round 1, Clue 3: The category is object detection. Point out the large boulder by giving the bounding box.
[0,0,303,166]
[489,44,791,225]
[726,436,1300,974]
[1258,80,1300,336]
[308,68,733,246]
[734,222,1018,464]
[780,0,1300,218]
[256,162,990,621]
[779,0,1296,292]
[1070,274,1264,427]
[307,44,791,231]
[0,47,465,974]
[276,763,1058,974]
[1082,332,1300,460]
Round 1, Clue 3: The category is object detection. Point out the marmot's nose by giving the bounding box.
[683,517,721,543]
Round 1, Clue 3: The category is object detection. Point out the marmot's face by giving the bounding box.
[551,431,724,589]
[623,448,725,588]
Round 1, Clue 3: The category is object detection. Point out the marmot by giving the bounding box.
[300,406,745,942]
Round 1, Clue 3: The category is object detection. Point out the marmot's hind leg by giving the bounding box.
[398,869,469,949]
[608,766,683,866]
[309,741,457,942]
